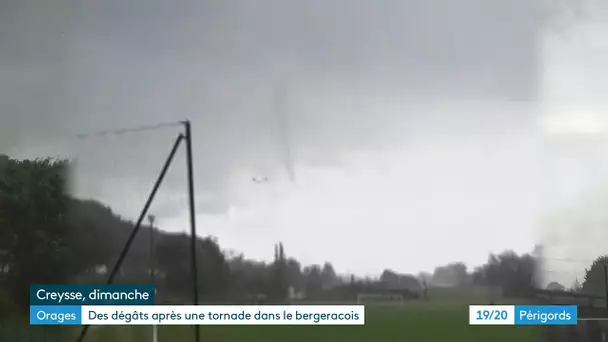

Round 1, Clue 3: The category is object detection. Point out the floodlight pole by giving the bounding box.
[148,214,157,284]
[182,120,201,342]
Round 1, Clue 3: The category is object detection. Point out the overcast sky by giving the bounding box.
[538,1,608,287]
[2,0,608,279]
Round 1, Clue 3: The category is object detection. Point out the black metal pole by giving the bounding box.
[604,264,608,308]
[183,120,201,342]
[76,133,185,342]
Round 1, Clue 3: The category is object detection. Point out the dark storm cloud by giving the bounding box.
[1,0,542,217]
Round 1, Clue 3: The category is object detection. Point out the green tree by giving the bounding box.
[433,262,469,287]
[380,269,399,284]
[285,258,303,292]
[582,255,608,296]
[155,233,230,303]
[197,236,231,300]
[321,262,337,287]
[272,242,289,301]
[0,156,74,310]
[472,250,538,297]
[302,264,323,294]
[546,281,565,291]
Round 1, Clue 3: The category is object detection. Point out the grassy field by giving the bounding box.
[80,301,542,342]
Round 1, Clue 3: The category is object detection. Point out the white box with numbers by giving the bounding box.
[469,305,515,325]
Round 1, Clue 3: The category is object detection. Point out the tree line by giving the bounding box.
[1,155,606,316]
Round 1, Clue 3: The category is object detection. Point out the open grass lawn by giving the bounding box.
[82,301,542,342]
